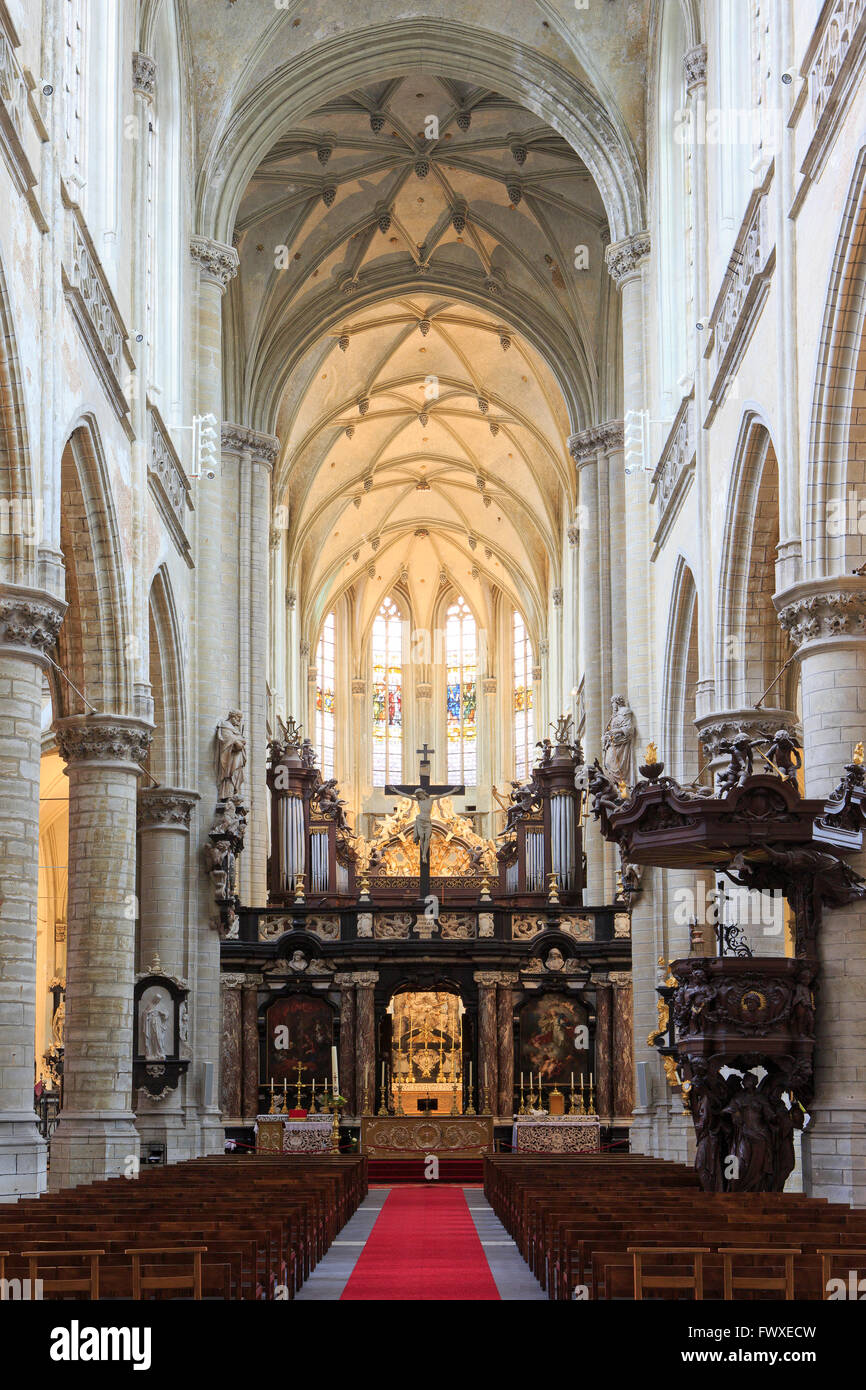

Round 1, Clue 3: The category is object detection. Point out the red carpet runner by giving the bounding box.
[340,1187,500,1300]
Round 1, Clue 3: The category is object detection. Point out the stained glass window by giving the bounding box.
[372,597,403,787]
[315,611,336,778]
[446,596,477,784]
[513,609,534,779]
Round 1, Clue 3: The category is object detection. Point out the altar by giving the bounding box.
[361,1114,493,1157]
[511,1117,601,1154]
[255,1114,333,1154]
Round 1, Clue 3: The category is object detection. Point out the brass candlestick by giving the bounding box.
[294,1060,304,1110]
[329,1101,341,1153]
[464,1078,476,1116]
[378,1075,389,1115]
[396,1078,404,1115]
[568,1079,578,1115]
[518,1079,526,1116]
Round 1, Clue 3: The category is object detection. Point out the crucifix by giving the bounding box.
[386,745,465,902]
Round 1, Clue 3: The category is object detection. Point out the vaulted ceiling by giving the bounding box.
[227,71,617,646]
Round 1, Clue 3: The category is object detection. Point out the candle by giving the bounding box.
[521,1071,524,1086]
[571,1072,574,1088]
[331,1045,339,1094]
[311,1078,315,1099]
[468,1061,472,1086]
[589,1072,593,1086]
[381,1060,385,1086]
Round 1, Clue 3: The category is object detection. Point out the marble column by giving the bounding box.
[49,715,153,1189]
[0,587,66,1199]
[189,235,238,1157]
[219,976,243,1120]
[135,787,199,1161]
[335,976,357,1116]
[475,972,499,1114]
[611,972,635,1121]
[496,974,517,1117]
[354,971,377,1116]
[241,978,261,1121]
[775,579,866,1203]
[595,981,614,1124]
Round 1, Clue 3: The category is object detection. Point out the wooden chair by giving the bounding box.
[818,1249,866,1300]
[629,1247,710,1301]
[721,1247,800,1300]
[22,1249,103,1299]
[125,1246,207,1300]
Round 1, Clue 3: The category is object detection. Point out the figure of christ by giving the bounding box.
[385,745,464,899]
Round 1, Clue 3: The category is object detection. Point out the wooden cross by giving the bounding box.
[386,746,465,901]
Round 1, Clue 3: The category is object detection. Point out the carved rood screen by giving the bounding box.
[590,738,866,1192]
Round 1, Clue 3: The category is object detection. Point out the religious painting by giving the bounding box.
[519,995,589,1085]
[266,995,333,1088]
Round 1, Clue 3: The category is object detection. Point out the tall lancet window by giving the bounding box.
[372,597,403,786]
[446,597,477,784]
[513,609,534,780]
[315,611,336,779]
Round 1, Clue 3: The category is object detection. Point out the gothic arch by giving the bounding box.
[147,565,187,785]
[55,418,132,718]
[716,410,793,710]
[661,555,700,782]
[196,20,645,252]
[805,145,866,576]
[0,255,36,587]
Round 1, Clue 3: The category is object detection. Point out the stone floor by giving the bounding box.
[294,1186,546,1301]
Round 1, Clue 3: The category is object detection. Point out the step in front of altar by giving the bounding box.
[368,1158,484,1184]
[361,1114,494,1158]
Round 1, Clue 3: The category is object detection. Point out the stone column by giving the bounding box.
[49,715,152,1190]
[569,423,624,904]
[189,235,238,1156]
[496,974,517,1118]
[595,981,614,1124]
[606,231,657,1154]
[0,588,66,1199]
[475,972,499,1113]
[354,971,377,1116]
[775,579,866,1203]
[335,976,357,1116]
[241,978,261,1121]
[221,426,280,906]
[219,976,243,1120]
[135,787,198,1161]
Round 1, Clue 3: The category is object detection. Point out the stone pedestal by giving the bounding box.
[0,587,65,1200]
[49,715,152,1190]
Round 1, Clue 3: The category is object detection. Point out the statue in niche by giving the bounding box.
[51,996,65,1047]
[215,710,247,801]
[143,991,171,1061]
[545,947,565,972]
[602,695,635,787]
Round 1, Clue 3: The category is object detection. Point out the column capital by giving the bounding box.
[190,236,239,290]
[683,43,708,90]
[137,786,200,831]
[568,420,624,464]
[132,52,156,100]
[55,714,153,769]
[220,974,246,992]
[775,576,866,652]
[474,971,501,988]
[605,233,651,288]
[0,586,66,661]
[352,971,379,988]
[221,422,281,469]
